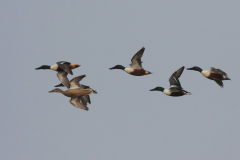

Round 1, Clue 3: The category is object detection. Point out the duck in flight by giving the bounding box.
[109,47,152,76]
[150,66,191,96]
[54,82,97,106]
[187,66,230,88]
[35,61,80,88]
[49,75,97,111]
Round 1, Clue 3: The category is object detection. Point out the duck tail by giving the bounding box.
[183,90,192,95]
[146,71,153,74]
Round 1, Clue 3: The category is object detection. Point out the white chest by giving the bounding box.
[163,89,171,96]
[201,70,210,78]
[50,64,58,71]
[124,68,134,74]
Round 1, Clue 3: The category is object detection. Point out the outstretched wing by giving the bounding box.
[169,66,184,86]
[70,97,88,111]
[210,67,228,77]
[214,80,223,88]
[169,77,182,91]
[56,61,73,75]
[168,66,185,91]
[130,47,145,69]
[169,66,185,80]
[57,71,70,89]
[69,75,86,89]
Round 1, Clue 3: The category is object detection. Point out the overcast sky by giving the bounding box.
[1,1,240,159]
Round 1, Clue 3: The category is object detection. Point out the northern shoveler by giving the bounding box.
[150,66,191,96]
[49,75,97,111]
[54,82,97,105]
[187,66,230,88]
[109,47,152,76]
[36,61,80,88]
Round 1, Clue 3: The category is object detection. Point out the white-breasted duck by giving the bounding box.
[150,66,191,96]
[109,47,152,76]
[187,66,230,88]
[36,61,80,88]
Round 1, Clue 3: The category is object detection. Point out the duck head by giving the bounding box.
[187,66,203,72]
[81,85,90,89]
[150,87,165,92]
[35,65,51,70]
[109,65,125,70]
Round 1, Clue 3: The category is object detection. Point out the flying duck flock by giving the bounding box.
[36,47,231,111]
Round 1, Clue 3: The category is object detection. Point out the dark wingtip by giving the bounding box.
[54,83,64,87]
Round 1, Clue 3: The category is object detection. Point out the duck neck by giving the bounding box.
[42,65,51,69]
[56,89,64,94]
[118,65,125,70]
[195,67,203,72]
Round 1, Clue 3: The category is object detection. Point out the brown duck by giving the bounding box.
[49,75,97,111]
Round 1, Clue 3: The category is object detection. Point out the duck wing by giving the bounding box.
[130,47,145,69]
[56,61,73,75]
[214,80,223,88]
[82,95,91,104]
[69,75,86,89]
[210,67,228,77]
[168,66,185,91]
[169,77,182,91]
[169,66,185,80]
[57,71,70,89]
[70,97,88,111]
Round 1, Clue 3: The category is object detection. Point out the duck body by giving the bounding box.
[187,66,230,87]
[110,47,152,76]
[51,63,80,72]
[124,68,151,76]
[201,70,229,80]
[62,88,92,97]
[163,89,190,97]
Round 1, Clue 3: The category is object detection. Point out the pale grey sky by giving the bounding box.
[1,1,240,159]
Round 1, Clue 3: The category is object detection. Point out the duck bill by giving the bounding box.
[35,66,42,70]
[109,66,116,70]
[48,90,55,93]
[187,67,194,70]
[149,88,156,91]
